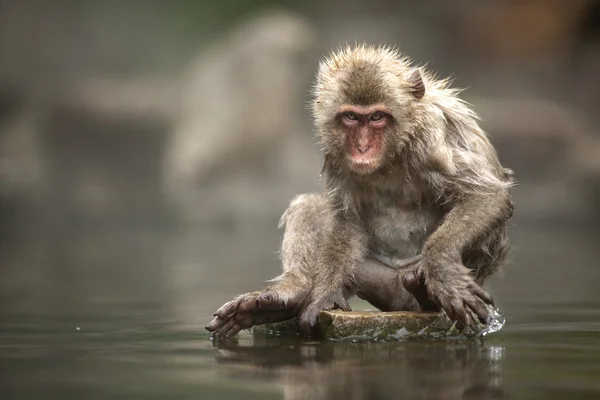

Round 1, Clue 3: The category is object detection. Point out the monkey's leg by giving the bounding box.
[354,257,439,312]
[206,194,327,338]
[205,290,301,338]
[206,257,438,338]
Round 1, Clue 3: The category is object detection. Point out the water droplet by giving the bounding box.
[481,306,506,337]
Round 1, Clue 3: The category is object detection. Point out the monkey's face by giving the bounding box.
[313,45,428,176]
[336,104,394,175]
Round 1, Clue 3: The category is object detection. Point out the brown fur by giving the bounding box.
[299,44,514,329]
[206,44,515,337]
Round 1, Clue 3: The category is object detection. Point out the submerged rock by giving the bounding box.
[253,308,505,341]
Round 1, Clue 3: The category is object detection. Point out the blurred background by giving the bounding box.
[1,1,600,399]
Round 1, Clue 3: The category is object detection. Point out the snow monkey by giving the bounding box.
[206,44,514,338]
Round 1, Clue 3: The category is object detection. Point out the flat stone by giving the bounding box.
[253,310,454,340]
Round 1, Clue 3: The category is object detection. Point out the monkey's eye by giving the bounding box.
[344,111,358,121]
[371,112,384,121]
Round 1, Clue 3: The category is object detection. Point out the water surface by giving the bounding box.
[1,223,599,399]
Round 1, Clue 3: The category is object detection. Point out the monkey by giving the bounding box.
[206,44,514,338]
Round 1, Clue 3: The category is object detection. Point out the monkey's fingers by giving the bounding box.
[470,284,495,307]
[439,302,459,328]
[212,318,238,337]
[298,292,350,337]
[220,316,254,338]
[206,308,254,334]
[219,309,298,338]
[451,301,474,330]
[464,295,489,324]
[298,307,319,338]
[206,316,226,332]
[212,311,256,337]
[333,298,352,312]
[235,289,305,314]
[213,300,241,319]
[236,294,263,313]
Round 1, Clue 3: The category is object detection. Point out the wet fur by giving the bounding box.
[302,44,515,319]
[208,44,516,336]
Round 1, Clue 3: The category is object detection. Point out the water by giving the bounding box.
[1,222,600,399]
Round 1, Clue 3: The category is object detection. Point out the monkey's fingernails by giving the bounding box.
[336,298,352,312]
[205,317,223,332]
[454,304,473,329]
[464,297,488,324]
[443,305,458,327]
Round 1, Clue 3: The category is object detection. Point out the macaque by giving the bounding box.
[206,44,514,338]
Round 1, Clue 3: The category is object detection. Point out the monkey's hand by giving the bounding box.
[206,286,309,338]
[420,253,495,329]
[297,289,351,337]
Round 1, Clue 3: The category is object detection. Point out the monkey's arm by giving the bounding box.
[297,211,368,336]
[425,189,512,257]
[420,187,513,327]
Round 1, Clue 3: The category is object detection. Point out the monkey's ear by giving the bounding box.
[407,69,425,100]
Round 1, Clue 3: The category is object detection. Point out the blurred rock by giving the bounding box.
[0,98,46,200]
[161,10,320,225]
[473,96,600,223]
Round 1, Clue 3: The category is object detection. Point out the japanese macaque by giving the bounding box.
[206,44,515,338]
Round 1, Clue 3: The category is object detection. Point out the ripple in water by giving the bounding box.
[480,306,506,337]
[418,305,506,340]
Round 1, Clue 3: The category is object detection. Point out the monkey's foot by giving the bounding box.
[297,291,352,338]
[205,286,309,338]
[401,266,440,312]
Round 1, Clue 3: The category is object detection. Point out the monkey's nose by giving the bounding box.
[357,145,370,153]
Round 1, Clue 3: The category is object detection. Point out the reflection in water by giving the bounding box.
[1,219,599,399]
[213,335,506,400]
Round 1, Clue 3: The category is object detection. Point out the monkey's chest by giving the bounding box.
[366,205,443,259]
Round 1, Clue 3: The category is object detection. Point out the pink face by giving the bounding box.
[338,104,391,174]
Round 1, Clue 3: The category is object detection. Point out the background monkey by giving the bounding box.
[206,44,514,338]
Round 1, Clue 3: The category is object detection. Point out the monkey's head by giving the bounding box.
[311,44,426,176]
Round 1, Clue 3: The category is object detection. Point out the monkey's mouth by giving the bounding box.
[347,152,382,174]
